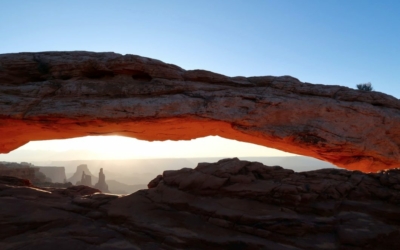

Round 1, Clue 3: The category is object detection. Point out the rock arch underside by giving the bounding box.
[1,51,400,172]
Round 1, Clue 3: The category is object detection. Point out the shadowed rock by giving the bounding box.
[1,52,400,171]
[1,158,400,249]
[0,175,32,187]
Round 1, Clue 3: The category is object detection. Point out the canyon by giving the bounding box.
[1,52,400,171]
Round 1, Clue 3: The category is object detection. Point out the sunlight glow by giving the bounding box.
[1,136,296,161]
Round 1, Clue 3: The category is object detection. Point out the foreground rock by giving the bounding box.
[2,52,400,171]
[1,158,400,249]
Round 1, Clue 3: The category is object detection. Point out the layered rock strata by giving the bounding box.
[1,52,400,171]
[1,158,400,249]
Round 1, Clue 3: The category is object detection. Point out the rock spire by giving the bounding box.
[94,168,109,193]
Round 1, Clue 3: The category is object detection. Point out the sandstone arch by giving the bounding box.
[1,51,400,172]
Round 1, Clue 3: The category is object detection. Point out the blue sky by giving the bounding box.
[1,0,399,93]
[1,0,399,160]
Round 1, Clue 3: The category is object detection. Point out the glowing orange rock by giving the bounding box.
[1,51,400,172]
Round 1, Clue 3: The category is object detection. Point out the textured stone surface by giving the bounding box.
[1,158,400,249]
[1,52,400,171]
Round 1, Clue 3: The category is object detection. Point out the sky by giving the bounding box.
[1,0,399,162]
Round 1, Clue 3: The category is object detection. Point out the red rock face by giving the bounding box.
[1,51,400,172]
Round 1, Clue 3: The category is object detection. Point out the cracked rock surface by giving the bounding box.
[1,158,400,249]
[1,52,400,171]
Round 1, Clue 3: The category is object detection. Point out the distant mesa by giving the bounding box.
[0,161,50,183]
[76,170,92,186]
[68,164,96,185]
[0,161,71,188]
[0,161,113,193]
[71,164,110,193]
[1,51,400,172]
